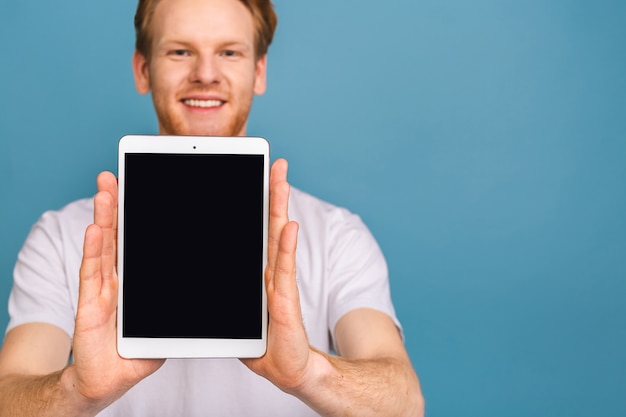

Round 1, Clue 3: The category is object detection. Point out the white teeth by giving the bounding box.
[184,99,222,108]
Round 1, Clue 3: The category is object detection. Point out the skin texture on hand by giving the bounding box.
[242,159,424,416]
[0,172,164,417]
[241,158,312,389]
[70,171,164,406]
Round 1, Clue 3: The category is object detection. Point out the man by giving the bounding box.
[0,0,424,415]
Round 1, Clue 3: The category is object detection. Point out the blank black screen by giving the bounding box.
[122,153,264,339]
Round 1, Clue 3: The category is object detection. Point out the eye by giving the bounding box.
[221,49,239,57]
[170,49,191,57]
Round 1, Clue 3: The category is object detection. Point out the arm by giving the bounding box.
[305,308,424,416]
[0,323,92,417]
[243,159,424,416]
[0,172,163,417]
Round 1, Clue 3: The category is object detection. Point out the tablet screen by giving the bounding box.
[123,153,264,339]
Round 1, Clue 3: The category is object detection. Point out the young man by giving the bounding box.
[0,0,424,415]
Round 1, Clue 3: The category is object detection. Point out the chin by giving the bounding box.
[161,126,224,137]
[166,123,244,137]
[157,108,247,137]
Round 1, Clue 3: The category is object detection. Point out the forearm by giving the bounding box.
[291,349,424,417]
[0,368,102,417]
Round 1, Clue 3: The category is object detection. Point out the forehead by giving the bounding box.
[151,0,255,47]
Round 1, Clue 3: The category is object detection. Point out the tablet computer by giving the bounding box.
[116,134,269,358]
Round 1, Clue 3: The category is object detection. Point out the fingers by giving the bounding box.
[78,172,119,306]
[79,224,104,305]
[96,171,119,198]
[266,159,301,318]
[95,172,118,284]
[272,221,299,298]
[267,159,290,280]
[242,160,308,383]
[270,157,288,182]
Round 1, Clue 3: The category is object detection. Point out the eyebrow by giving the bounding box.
[157,39,252,52]
[219,41,252,51]
[156,39,194,50]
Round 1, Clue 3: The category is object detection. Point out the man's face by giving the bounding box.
[132,0,266,136]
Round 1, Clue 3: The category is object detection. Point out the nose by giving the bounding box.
[190,54,222,85]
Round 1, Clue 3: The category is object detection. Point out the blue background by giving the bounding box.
[1,1,625,415]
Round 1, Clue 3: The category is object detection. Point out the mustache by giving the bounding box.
[179,86,228,97]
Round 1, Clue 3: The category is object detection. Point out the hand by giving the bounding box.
[244,160,424,416]
[70,172,164,406]
[241,159,314,392]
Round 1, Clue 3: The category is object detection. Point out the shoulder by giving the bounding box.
[38,197,93,225]
[289,187,364,231]
[31,197,93,245]
[9,197,93,336]
[51,197,93,219]
[288,186,382,260]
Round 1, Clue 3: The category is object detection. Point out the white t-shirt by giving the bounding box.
[7,187,400,416]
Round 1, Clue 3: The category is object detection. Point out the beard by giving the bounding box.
[152,89,254,137]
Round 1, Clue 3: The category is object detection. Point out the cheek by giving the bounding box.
[151,64,187,95]
[233,69,258,96]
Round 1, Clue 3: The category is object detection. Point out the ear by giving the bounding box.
[253,55,267,96]
[132,50,151,95]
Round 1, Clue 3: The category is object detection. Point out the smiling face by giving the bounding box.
[132,0,267,136]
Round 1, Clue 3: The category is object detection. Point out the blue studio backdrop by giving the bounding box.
[1,1,625,416]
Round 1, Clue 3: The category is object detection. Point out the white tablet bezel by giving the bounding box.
[116,134,269,359]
